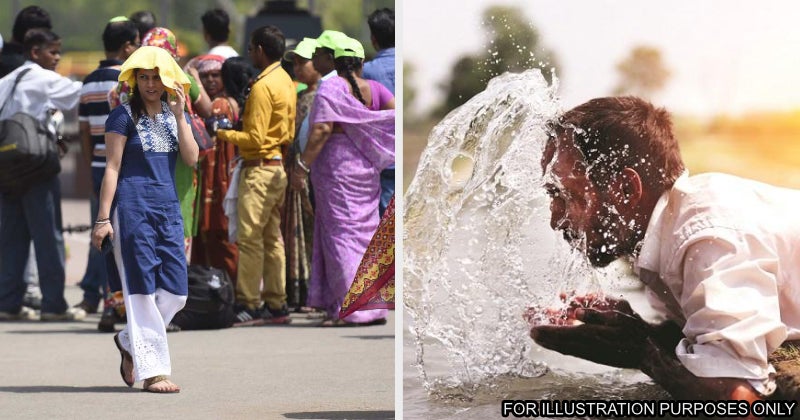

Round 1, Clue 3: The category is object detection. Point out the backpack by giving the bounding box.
[171,265,235,330]
[0,68,61,195]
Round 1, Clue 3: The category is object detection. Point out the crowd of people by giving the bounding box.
[0,5,395,393]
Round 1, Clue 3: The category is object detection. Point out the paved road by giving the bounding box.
[61,198,97,286]
[1,199,395,420]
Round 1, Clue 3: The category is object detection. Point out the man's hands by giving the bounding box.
[209,116,233,134]
[528,293,763,408]
[527,293,655,369]
[524,293,621,326]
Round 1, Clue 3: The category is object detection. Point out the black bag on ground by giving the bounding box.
[0,68,61,195]
[172,265,235,330]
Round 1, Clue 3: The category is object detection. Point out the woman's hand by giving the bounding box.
[186,66,200,84]
[290,166,308,191]
[168,82,186,117]
[91,222,114,251]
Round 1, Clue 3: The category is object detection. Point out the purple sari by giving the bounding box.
[307,76,395,323]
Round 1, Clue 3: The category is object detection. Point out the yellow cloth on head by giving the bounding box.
[118,46,191,95]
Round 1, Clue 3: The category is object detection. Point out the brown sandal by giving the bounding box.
[113,333,134,387]
[142,375,180,393]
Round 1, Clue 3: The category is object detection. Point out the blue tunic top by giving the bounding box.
[105,102,188,296]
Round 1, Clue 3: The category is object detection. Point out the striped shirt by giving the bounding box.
[79,59,122,169]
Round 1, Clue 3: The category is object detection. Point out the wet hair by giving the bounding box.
[102,20,138,52]
[23,29,60,54]
[202,9,230,43]
[12,6,52,43]
[129,10,157,41]
[367,8,394,49]
[222,56,259,110]
[335,56,366,105]
[553,96,685,192]
[250,25,285,62]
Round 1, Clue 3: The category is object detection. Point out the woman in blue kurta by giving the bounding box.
[91,46,199,393]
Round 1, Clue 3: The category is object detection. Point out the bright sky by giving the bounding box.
[403,0,800,117]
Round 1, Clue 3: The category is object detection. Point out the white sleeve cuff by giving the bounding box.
[676,338,776,395]
[748,374,776,396]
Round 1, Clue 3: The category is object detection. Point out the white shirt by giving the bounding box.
[0,61,82,134]
[635,171,800,395]
[207,45,239,59]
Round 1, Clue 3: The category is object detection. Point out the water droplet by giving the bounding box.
[404,69,569,399]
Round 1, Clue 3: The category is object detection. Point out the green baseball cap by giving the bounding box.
[315,30,348,51]
[284,37,320,61]
[334,37,365,59]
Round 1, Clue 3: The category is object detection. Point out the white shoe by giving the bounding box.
[0,306,38,321]
[40,307,87,321]
[22,289,42,310]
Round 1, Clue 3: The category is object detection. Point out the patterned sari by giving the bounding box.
[340,196,394,318]
[282,87,317,309]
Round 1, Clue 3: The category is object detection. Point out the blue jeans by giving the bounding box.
[0,176,68,313]
[77,175,108,306]
[379,167,395,218]
[24,242,38,286]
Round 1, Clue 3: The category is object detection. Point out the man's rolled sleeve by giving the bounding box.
[674,232,786,395]
[49,76,82,110]
[217,82,273,152]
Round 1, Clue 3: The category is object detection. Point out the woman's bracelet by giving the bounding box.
[95,218,111,225]
[296,155,311,174]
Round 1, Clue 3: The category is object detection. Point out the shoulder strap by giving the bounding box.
[250,63,282,86]
[185,92,196,116]
[0,67,33,117]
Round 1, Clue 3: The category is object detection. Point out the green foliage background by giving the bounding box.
[0,0,393,57]
[434,5,559,117]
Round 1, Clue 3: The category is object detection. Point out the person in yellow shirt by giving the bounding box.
[216,25,295,325]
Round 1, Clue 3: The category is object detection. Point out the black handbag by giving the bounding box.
[171,265,235,330]
[0,68,61,195]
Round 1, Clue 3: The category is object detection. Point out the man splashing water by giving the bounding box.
[533,96,800,405]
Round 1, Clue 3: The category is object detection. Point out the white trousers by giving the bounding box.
[116,290,186,382]
[111,214,187,382]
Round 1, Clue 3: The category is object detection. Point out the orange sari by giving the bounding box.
[190,96,239,284]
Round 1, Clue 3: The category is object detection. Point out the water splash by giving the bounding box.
[404,69,605,399]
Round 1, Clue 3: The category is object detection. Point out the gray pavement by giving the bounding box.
[62,198,95,287]
[1,199,395,420]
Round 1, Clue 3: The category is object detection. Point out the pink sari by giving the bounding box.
[307,77,394,323]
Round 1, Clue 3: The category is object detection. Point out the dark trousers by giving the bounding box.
[77,168,108,306]
[0,176,67,313]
